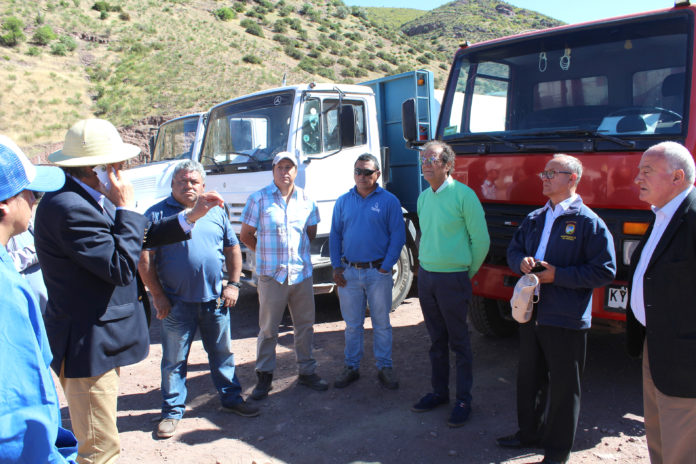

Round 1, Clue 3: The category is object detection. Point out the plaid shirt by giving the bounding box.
[241,182,319,285]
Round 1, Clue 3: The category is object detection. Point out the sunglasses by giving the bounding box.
[419,156,442,166]
[354,167,378,176]
[538,170,572,180]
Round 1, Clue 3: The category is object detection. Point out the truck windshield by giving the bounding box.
[440,11,690,150]
[152,115,200,162]
[200,91,293,170]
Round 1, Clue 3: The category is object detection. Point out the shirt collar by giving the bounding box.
[70,174,105,208]
[434,176,453,194]
[351,184,382,198]
[651,185,693,219]
[542,193,577,214]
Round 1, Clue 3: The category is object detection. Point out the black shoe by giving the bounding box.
[411,392,448,412]
[221,399,260,417]
[496,433,539,449]
[334,366,360,388]
[541,459,566,464]
[447,400,471,427]
[377,367,399,390]
[250,371,273,400]
[298,373,329,391]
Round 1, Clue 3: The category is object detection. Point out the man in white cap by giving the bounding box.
[240,151,328,400]
[34,119,224,464]
[0,135,77,462]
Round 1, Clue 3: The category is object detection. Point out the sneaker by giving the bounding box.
[251,371,273,400]
[156,418,179,439]
[447,400,471,427]
[222,399,261,417]
[298,373,329,391]
[377,367,399,390]
[411,392,448,412]
[334,366,360,388]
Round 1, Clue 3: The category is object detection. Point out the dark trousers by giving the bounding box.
[417,266,473,404]
[517,322,587,462]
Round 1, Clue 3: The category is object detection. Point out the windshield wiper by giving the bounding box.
[520,128,636,148]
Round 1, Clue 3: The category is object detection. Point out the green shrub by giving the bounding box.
[50,42,67,56]
[92,1,109,12]
[32,25,57,45]
[337,57,350,67]
[119,11,130,21]
[242,54,262,64]
[99,10,108,19]
[417,54,429,64]
[284,44,302,60]
[273,20,287,33]
[273,33,291,45]
[0,17,25,47]
[240,19,264,37]
[316,67,335,80]
[27,46,41,56]
[59,35,77,51]
[298,57,317,74]
[213,7,236,21]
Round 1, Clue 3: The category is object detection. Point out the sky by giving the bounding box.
[342,0,677,25]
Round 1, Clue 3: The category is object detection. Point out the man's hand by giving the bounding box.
[519,256,537,274]
[378,268,390,275]
[535,261,556,284]
[221,285,239,308]
[188,191,225,223]
[153,293,172,320]
[333,268,347,287]
[103,163,134,208]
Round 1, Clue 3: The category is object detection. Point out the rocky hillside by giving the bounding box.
[0,0,561,159]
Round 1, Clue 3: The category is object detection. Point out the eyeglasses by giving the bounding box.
[538,170,572,180]
[354,167,378,176]
[419,156,442,166]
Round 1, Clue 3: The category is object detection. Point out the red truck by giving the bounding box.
[404,2,693,336]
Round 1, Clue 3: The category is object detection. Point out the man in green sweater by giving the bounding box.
[411,140,490,427]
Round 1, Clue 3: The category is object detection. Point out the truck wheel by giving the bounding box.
[391,245,413,310]
[468,295,517,338]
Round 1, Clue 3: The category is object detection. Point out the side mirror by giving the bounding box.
[401,98,418,144]
[340,104,356,148]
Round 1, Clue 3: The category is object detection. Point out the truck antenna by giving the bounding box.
[282,73,287,86]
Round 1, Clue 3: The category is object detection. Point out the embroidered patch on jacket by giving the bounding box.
[561,221,576,241]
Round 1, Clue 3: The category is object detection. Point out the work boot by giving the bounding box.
[334,366,360,388]
[222,399,261,417]
[156,418,179,439]
[251,371,273,400]
[377,367,399,390]
[298,373,329,391]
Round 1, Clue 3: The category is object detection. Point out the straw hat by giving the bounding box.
[49,119,140,167]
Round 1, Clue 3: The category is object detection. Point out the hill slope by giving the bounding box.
[0,0,561,157]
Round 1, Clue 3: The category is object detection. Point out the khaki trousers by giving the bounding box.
[60,366,121,464]
[256,276,317,375]
[642,343,696,464]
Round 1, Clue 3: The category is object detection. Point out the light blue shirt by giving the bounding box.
[0,246,77,463]
[330,185,405,270]
[241,183,319,285]
[534,194,578,261]
[630,185,693,325]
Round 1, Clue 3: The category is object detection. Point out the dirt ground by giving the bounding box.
[55,286,650,464]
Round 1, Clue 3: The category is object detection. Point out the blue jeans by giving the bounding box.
[160,298,242,419]
[337,266,393,369]
[417,266,473,404]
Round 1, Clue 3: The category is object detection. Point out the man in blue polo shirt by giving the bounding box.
[139,160,259,440]
[330,153,405,390]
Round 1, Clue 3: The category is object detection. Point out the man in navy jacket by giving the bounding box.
[498,154,616,464]
[35,119,223,464]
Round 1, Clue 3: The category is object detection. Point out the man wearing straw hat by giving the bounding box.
[0,134,77,462]
[499,154,616,464]
[34,119,224,464]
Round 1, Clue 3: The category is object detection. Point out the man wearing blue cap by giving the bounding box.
[0,135,77,463]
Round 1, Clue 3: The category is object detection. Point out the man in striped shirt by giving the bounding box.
[240,152,329,400]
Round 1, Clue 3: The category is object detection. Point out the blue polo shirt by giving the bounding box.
[145,195,238,303]
[330,185,405,270]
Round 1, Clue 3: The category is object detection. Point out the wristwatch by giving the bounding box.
[226,281,242,288]
[183,209,196,225]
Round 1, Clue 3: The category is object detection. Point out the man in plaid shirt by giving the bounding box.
[240,152,329,400]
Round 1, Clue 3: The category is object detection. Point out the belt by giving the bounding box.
[342,257,383,269]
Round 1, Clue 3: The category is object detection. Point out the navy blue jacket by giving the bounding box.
[35,176,189,378]
[507,195,616,329]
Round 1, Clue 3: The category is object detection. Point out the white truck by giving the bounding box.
[128,70,438,309]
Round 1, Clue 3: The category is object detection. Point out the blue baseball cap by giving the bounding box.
[0,135,65,202]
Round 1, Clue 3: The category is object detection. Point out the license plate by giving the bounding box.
[605,285,629,312]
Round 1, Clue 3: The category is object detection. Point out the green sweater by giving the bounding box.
[417,177,490,274]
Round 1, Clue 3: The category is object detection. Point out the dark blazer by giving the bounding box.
[34,176,189,378]
[627,188,696,398]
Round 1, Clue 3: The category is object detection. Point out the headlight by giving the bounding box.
[623,239,640,266]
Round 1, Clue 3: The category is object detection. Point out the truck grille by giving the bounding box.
[226,202,246,226]
[483,203,538,266]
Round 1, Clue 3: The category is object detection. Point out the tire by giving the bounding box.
[391,245,413,310]
[468,295,517,338]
